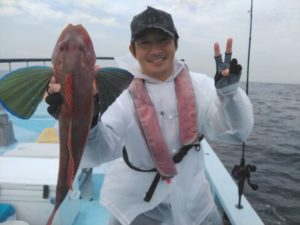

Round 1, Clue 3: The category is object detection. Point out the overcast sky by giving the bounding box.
[0,0,299,84]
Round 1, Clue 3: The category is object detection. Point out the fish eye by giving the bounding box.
[59,43,67,51]
[78,45,85,52]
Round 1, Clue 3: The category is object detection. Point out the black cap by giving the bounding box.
[130,6,179,42]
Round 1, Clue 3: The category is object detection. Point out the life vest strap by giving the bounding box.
[122,135,204,202]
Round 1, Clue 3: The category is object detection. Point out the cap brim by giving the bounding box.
[132,25,174,42]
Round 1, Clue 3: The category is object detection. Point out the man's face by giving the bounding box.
[130,29,177,81]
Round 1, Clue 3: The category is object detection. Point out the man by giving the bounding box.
[48,6,253,225]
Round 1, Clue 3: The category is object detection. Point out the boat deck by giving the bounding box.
[74,174,109,225]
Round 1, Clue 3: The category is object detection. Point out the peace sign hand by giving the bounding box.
[214,38,242,89]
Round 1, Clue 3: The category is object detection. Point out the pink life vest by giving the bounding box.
[128,67,198,178]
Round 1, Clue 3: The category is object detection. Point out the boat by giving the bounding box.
[0,56,264,225]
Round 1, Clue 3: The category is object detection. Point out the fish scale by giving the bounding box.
[64,74,75,190]
[64,74,74,113]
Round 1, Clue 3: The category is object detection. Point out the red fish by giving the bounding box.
[0,24,133,224]
[46,24,97,224]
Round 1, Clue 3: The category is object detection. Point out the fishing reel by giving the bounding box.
[232,161,258,191]
[232,158,259,209]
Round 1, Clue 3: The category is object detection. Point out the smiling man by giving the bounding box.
[47,6,254,225]
[89,6,253,225]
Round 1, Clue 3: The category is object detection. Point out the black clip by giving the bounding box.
[43,185,50,199]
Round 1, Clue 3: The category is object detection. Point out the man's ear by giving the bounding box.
[174,39,178,50]
[129,43,136,57]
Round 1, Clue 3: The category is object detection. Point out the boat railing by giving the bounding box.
[0,57,117,146]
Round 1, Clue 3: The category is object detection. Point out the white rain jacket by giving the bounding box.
[81,58,254,225]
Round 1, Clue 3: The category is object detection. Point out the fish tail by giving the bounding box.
[46,206,58,225]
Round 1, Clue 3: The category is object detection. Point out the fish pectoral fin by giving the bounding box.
[0,66,53,119]
[95,67,133,114]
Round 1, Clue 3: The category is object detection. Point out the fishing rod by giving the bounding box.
[231,0,258,209]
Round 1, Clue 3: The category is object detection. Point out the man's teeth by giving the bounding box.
[150,57,166,62]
